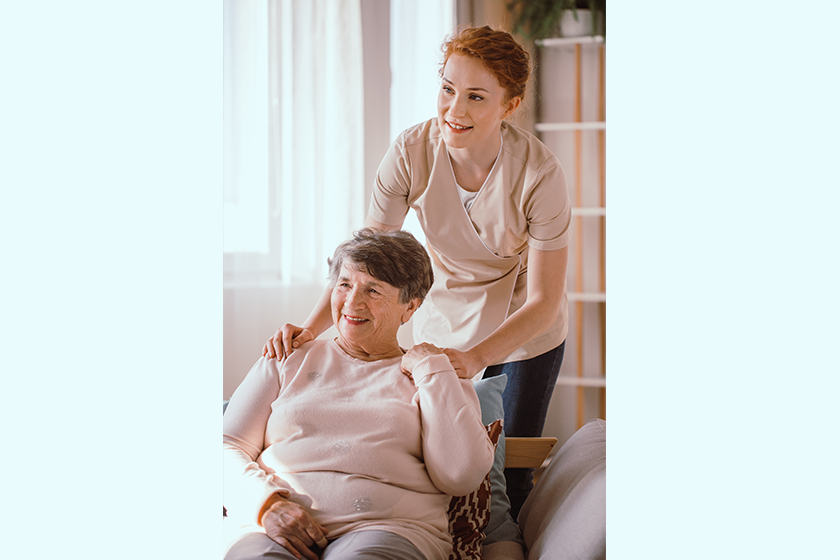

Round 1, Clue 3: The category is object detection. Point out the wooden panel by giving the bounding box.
[504,437,558,469]
[573,43,585,430]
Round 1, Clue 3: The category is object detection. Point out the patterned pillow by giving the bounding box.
[447,419,503,560]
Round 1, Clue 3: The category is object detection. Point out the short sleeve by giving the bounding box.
[525,156,572,252]
[367,133,412,226]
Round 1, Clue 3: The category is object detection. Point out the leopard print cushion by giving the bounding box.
[447,419,503,560]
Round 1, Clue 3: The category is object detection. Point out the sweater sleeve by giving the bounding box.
[411,354,496,496]
[223,357,291,524]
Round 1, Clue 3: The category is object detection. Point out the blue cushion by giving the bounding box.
[472,375,525,545]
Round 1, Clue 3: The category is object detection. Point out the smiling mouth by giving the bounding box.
[343,315,370,324]
[446,120,472,131]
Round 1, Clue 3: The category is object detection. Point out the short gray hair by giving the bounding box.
[327,228,434,303]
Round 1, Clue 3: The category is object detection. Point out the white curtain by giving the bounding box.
[388,0,455,246]
[224,0,269,255]
[389,0,454,141]
[224,0,365,286]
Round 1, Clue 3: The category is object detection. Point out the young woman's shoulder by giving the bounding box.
[500,121,558,172]
[398,118,442,148]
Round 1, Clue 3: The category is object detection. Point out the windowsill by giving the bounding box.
[223,272,328,291]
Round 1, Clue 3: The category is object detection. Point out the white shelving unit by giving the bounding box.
[536,34,606,426]
[536,122,606,132]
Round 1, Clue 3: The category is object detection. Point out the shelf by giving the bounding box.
[555,376,606,388]
[571,207,605,217]
[536,36,605,47]
[535,121,606,132]
[568,292,606,303]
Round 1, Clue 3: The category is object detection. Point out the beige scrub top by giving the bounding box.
[369,119,571,365]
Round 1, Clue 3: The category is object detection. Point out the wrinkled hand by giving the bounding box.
[442,348,483,379]
[400,343,447,379]
[263,324,314,360]
[261,497,329,560]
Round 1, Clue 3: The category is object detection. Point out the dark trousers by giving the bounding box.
[483,341,565,520]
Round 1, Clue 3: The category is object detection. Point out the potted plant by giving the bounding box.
[508,0,605,41]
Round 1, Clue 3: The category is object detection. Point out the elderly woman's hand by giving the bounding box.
[263,323,315,360]
[261,495,329,560]
[400,343,447,378]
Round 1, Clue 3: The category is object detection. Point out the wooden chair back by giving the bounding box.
[504,437,558,469]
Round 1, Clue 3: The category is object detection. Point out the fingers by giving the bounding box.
[267,519,327,560]
[400,353,417,376]
[267,535,320,560]
[455,367,473,379]
[272,334,285,360]
[265,325,306,360]
[281,328,299,358]
[308,523,329,549]
[442,349,473,379]
[413,342,443,354]
[402,343,448,375]
[262,500,328,560]
[291,330,314,355]
[442,348,460,369]
[279,330,291,358]
[264,328,283,360]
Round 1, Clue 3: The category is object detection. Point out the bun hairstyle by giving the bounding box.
[440,26,531,104]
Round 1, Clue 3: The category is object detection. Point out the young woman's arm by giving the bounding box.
[263,287,333,360]
[443,245,568,378]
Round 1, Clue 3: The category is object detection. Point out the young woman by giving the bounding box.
[264,26,570,518]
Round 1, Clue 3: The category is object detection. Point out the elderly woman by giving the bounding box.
[223,228,495,560]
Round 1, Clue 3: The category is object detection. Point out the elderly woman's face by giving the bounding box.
[331,262,419,355]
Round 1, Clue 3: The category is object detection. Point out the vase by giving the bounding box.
[558,9,605,38]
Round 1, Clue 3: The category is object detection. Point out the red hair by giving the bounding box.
[440,26,531,103]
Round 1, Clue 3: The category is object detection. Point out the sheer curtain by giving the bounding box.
[223,0,455,396]
[388,0,455,246]
[224,0,365,286]
[389,0,454,140]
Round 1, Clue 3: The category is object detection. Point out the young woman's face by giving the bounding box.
[437,53,519,152]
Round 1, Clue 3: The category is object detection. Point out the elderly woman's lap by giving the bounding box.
[224,531,427,560]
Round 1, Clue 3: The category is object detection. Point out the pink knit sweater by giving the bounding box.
[223,339,495,560]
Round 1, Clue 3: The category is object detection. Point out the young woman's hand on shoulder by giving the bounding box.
[263,324,315,360]
[442,348,484,380]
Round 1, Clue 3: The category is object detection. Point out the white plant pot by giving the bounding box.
[558,9,605,38]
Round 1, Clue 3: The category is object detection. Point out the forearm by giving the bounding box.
[468,246,568,370]
[468,288,564,370]
[223,440,291,523]
[300,284,335,338]
[413,355,495,495]
[224,358,290,522]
